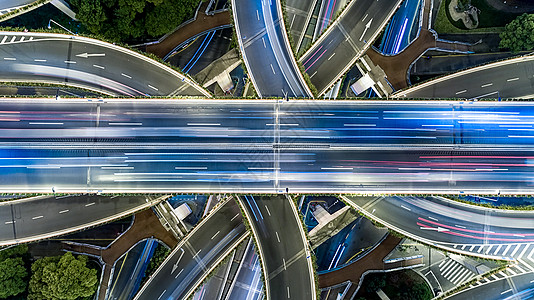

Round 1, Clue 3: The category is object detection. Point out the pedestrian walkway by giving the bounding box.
[62,209,178,300]
[145,2,231,59]
[319,234,402,298]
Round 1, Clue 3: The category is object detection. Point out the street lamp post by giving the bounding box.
[47,19,75,35]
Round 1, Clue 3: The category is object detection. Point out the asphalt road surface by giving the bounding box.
[0,194,157,246]
[344,195,534,256]
[394,55,534,100]
[285,0,316,50]
[232,0,312,97]
[239,195,315,300]
[447,272,534,300]
[4,99,534,193]
[0,32,210,97]
[134,197,248,300]
[299,0,403,95]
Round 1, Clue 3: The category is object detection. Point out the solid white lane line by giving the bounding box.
[93,64,105,69]
[276,231,281,243]
[481,83,493,88]
[455,90,467,95]
[85,202,95,207]
[34,59,47,62]
[264,205,271,216]
[32,216,43,220]
[121,73,132,79]
[211,231,220,240]
[148,84,159,91]
[507,77,519,82]
[59,210,69,214]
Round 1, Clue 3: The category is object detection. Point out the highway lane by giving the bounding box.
[232,0,312,97]
[0,194,162,246]
[134,197,249,300]
[0,0,34,15]
[239,195,315,300]
[225,239,264,300]
[4,99,534,193]
[285,0,316,50]
[447,272,534,300]
[299,0,403,95]
[394,55,534,100]
[343,195,534,256]
[0,32,210,97]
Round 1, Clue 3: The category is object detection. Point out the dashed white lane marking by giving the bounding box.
[148,84,158,91]
[211,231,220,240]
[34,59,47,62]
[64,60,76,64]
[32,215,44,220]
[93,64,105,69]
[59,210,69,214]
[275,231,281,243]
[157,290,166,300]
[507,77,519,82]
[501,289,512,295]
[4,221,14,225]
[264,205,271,216]
[231,214,239,221]
[121,73,132,79]
[400,205,411,211]
[287,286,290,298]
[85,202,95,207]
[3,57,16,60]
[455,90,467,95]
[481,83,493,88]
[270,64,276,74]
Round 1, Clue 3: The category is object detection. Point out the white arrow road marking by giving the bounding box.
[171,248,185,273]
[420,226,449,232]
[359,18,373,41]
[76,52,106,58]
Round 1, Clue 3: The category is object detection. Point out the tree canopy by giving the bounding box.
[0,245,28,299]
[28,252,98,300]
[71,0,200,41]
[499,13,534,52]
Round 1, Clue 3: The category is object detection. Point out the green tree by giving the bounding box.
[499,13,534,52]
[0,257,27,298]
[72,0,199,41]
[28,252,98,300]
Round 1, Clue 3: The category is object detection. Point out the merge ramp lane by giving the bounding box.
[0,194,161,246]
[300,0,403,95]
[285,0,317,49]
[134,197,248,300]
[393,55,534,100]
[343,195,534,257]
[232,0,312,97]
[0,31,210,97]
[239,195,315,300]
